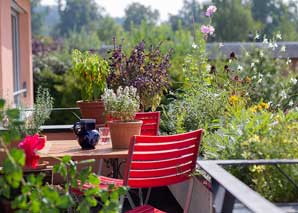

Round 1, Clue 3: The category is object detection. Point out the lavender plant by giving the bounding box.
[107,39,172,111]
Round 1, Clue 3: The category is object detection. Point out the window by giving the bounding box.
[11,8,21,106]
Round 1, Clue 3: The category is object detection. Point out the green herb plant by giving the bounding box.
[72,49,110,101]
[101,86,140,121]
[21,86,54,136]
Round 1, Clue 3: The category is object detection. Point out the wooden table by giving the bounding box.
[40,140,128,177]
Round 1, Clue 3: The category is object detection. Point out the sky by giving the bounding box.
[41,0,192,21]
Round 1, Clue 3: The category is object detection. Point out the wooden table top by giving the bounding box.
[40,140,128,160]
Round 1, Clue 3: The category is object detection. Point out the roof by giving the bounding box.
[206,42,298,60]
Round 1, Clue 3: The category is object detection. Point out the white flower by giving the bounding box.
[259,50,264,57]
[286,58,292,65]
[251,62,255,68]
[263,37,268,44]
[280,45,286,52]
[206,64,211,72]
[289,100,294,106]
[257,78,262,84]
[290,78,297,85]
[228,59,232,64]
[255,33,260,40]
[276,33,282,40]
[245,52,250,57]
[192,43,198,49]
[269,42,274,48]
[219,42,224,48]
[280,90,287,99]
[237,65,243,71]
[252,75,257,80]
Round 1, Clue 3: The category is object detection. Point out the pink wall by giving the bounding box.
[0,0,33,107]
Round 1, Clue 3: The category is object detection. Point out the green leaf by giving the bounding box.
[62,155,71,163]
[6,108,20,119]
[88,173,99,185]
[10,148,25,166]
[0,99,5,109]
[57,194,74,209]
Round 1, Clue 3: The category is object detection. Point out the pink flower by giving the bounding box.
[201,25,215,35]
[18,134,45,168]
[205,5,217,17]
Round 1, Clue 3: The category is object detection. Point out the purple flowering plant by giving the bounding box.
[200,5,217,39]
[107,38,172,111]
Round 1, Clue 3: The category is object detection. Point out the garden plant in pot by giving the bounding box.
[16,86,54,169]
[101,86,142,149]
[108,39,172,111]
[16,86,54,146]
[72,49,110,126]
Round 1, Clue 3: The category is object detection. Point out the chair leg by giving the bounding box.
[97,159,103,175]
[127,192,136,209]
[144,188,152,204]
[138,188,144,205]
[184,178,194,213]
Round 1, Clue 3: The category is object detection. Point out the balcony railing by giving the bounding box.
[196,159,298,213]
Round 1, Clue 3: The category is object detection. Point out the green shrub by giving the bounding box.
[204,107,298,202]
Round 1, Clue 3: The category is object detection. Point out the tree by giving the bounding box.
[31,0,48,36]
[97,16,123,44]
[212,0,259,41]
[123,2,160,31]
[168,0,204,31]
[252,0,298,39]
[57,0,102,36]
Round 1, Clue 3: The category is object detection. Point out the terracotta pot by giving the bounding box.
[77,100,105,126]
[107,120,143,149]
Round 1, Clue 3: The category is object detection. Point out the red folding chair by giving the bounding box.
[135,112,160,136]
[73,129,203,212]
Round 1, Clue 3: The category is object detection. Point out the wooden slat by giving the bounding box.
[39,140,128,159]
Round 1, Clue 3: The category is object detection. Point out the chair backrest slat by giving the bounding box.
[128,171,193,188]
[124,129,203,188]
[132,146,196,161]
[129,161,193,178]
[135,112,160,136]
[133,137,196,151]
[130,154,194,170]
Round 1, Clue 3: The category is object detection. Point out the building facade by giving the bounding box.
[0,0,33,107]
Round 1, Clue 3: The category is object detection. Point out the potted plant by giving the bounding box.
[72,49,110,126]
[101,86,142,149]
[108,39,172,111]
[13,86,54,148]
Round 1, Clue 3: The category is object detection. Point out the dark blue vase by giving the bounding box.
[73,119,100,149]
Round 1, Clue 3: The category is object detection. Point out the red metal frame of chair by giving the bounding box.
[74,129,203,213]
[135,112,160,136]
